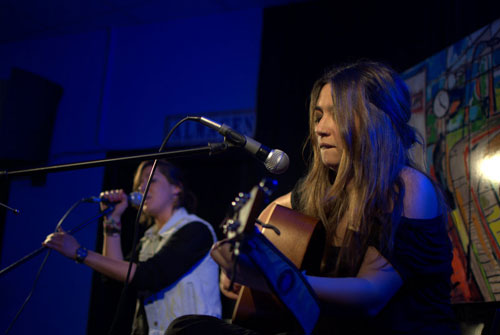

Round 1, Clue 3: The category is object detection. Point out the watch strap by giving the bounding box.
[75,246,88,264]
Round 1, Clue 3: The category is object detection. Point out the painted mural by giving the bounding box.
[402,18,500,303]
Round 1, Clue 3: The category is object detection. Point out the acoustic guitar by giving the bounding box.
[222,180,325,334]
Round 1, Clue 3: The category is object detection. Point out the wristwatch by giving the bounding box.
[75,246,88,264]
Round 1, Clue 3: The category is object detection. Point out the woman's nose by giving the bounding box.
[139,183,146,193]
[315,118,330,137]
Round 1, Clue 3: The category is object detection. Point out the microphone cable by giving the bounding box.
[4,198,115,335]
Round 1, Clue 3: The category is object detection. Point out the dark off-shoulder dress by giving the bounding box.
[291,185,461,335]
[167,186,461,335]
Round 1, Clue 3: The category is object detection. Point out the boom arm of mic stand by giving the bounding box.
[0,143,230,276]
[0,144,228,178]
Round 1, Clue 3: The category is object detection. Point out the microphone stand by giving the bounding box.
[0,202,20,214]
[0,206,115,277]
[0,143,228,177]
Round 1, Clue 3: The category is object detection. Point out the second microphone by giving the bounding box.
[85,191,143,209]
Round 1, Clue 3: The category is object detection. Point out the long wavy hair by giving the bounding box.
[132,160,197,222]
[297,61,430,276]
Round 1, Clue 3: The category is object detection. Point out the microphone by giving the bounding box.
[192,116,289,174]
[85,191,143,209]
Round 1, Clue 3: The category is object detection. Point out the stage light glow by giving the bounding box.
[479,153,500,183]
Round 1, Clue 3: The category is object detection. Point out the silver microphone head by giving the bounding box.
[129,192,143,209]
[265,149,289,174]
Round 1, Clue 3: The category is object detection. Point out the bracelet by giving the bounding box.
[104,226,122,236]
[103,217,122,236]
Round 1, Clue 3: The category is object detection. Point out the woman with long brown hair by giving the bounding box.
[167,61,460,334]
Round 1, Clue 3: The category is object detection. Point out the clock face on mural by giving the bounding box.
[433,89,450,118]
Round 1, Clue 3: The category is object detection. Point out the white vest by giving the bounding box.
[138,208,221,335]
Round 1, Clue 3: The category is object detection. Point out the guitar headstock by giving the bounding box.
[222,178,277,241]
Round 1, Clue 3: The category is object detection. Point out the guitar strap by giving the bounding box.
[243,227,320,335]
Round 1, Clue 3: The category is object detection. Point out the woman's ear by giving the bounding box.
[173,185,182,196]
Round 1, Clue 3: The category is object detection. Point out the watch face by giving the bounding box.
[76,247,88,263]
[433,89,450,118]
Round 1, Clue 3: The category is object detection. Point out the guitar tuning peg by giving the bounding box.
[231,192,250,211]
[259,178,278,196]
[223,219,240,237]
[238,192,250,201]
[231,199,244,212]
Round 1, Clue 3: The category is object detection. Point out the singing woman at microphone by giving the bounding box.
[43,160,221,335]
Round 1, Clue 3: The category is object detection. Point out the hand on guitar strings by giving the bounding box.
[210,239,271,294]
[219,272,241,300]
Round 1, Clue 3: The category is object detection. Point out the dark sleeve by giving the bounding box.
[377,216,454,282]
[130,221,214,292]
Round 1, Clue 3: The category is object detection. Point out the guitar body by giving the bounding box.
[232,204,325,333]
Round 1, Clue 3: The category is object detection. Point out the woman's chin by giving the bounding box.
[321,158,340,170]
[142,206,154,216]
